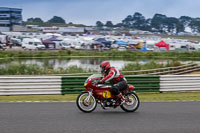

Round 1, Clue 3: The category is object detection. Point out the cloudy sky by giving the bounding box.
[1,0,200,25]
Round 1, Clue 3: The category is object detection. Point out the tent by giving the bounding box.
[90,41,104,50]
[47,36,62,41]
[95,38,111,47]
[140,46,148,51]
[114,41,128,46]
[42,39,56,49]
[155,40,169,51]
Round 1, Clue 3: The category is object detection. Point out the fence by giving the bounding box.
[122,63,200,75]
[160,75,200,92]
[0,76,62,95]
[0,75,159,95]
[61,75,160,94]
[0,75,200,95]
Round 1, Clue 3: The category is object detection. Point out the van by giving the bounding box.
[60,41,72,49]
[145,40,156,51]
[53,41,65,50]
[11,38,22,46]
[22,38,45,50]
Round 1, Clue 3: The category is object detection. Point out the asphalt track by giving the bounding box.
[0,101,200,133]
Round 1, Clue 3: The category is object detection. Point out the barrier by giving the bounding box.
[0,75,200,95]
[0,76,62,95]
[122,63,200,75]
[160,75,200,92]
[61,75,160,94]
[0,75,160,95]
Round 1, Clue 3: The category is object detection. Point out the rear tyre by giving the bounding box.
[120,92,140,112]
[76,92,97,113]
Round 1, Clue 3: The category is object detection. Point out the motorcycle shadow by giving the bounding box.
[78,107,140,115]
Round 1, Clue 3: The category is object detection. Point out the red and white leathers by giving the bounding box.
[100,66,128,106]
[101,67,126,85]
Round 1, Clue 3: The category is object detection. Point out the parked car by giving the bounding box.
[117,46,127,51]
[11,38,22,46]
[60,42,72,49]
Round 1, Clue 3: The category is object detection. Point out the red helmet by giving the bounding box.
[100,61,110,74]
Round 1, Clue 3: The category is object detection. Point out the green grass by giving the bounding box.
[1,50,200,59]
[0,94,78,102]
[0,91,200,102]
[138,91,200,101]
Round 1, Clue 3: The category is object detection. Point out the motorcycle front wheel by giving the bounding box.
[120,92,140,112]
[76,92,97,113]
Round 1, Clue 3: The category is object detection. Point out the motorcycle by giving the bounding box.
[76,74,140,113]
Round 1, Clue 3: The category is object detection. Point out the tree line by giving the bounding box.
[26,16,66,24]
[24,16,85,27]
[25,13,200,33]
[96,12,200,34]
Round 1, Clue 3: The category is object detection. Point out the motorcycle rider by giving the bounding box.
[99,61,128,107]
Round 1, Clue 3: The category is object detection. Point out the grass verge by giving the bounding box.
[1,50,200,59]
[0,91,200,102]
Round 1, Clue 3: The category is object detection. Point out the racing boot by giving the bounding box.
[113,93,125,108]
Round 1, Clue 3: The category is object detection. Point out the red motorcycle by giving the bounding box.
[76,74,140,113]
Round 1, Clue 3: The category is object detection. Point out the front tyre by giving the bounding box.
[120,92,140,112]
[76,92,97,113]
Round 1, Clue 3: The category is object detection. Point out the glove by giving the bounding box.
[98,80,105,84]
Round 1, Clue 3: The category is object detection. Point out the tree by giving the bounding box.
[132,12,146,30]
[105,21,114,27]
[115,23,123,27]
[176,22,185,33]
[151,14,167,32]
[189,20,200,33]
[121,12,147,30]
[165,17,179,33]
[194,18,200,21]
[27,17,44,23]
[96,21,104,27]
[143,18,152,31]
[122,15,133,27]
[47,16,66,24]
[27,18,34,22]
[179,16,193,26]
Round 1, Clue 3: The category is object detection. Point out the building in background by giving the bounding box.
[39,26,85,35]
[0,7,22,32]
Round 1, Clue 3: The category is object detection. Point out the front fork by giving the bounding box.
[85,90,93,102]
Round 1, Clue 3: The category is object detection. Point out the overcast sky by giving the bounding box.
[1,0,200,25]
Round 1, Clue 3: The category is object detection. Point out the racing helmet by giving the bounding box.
[100,61,110,74]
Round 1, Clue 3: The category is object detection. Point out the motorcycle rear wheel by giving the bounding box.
[120,92,140,112]
[76,92,97,113]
